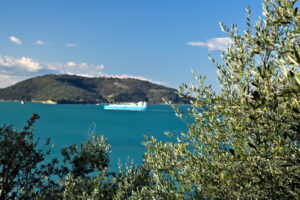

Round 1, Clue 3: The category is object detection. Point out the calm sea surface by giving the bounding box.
[0,102,189,171]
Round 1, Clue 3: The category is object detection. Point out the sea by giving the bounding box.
[0,101,190,172]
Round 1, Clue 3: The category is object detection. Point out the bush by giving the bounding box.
[0,114,64,199]
[140,0,300,199]
[0,114,152,199]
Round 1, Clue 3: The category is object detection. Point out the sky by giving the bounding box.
[0,0,264,89]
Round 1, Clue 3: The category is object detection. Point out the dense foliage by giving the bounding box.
[0,115,151,199]
[0,74,186,104]
[0,114,64,199]
[140,0,300,199]
[0,0,299,199]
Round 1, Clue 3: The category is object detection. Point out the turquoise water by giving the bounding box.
[0,102,189,171]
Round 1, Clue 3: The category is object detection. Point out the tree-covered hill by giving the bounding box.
[0,74,187,104]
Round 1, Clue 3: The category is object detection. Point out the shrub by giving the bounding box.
[140,0,300,199]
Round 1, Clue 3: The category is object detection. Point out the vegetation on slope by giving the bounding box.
[0,74,187,104]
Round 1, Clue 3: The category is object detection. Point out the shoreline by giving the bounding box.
[0,99,57,104]
[32,100,57,104]
[0,100,189,105]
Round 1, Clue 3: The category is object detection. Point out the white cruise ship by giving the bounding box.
[103,101,147,111]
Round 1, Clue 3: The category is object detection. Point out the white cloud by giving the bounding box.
[0,54,42,72]
[35,40,49,45]
[0,75,22,88]
[44,61,104,77]
[98,72,163,85]
[0,53,106,87]
[9,36,23,45]
[78,62,88,69]
[99,73,149,81]
[67,61,76,67]
[65,72,94,78]
[187,37,232,51]
[16,57,42,72]
[66,43,78,48]
[96,64,104,70]
[0,53,163,88]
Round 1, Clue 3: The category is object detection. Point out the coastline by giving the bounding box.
[0,99,189,105]
[32,100,57,104]
[0,99,57,104]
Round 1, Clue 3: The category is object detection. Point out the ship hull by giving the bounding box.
[103,105,146,111]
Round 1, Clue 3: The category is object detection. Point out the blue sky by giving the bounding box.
[0,0,264,89]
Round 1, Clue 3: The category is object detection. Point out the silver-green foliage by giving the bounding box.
[60,134,115,200]
[0,117,152,199]
[60,135,153,200]
[61,133,111,178]
[140,0,300,199]
[0,114,64,200]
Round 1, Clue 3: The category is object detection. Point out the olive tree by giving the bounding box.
[0,114,64,199]
[60,133,115,199]
[61,145,153,200]
[138,0,300,199]
[0,114,152,199]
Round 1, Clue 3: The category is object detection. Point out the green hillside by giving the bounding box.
[0,74,187,104]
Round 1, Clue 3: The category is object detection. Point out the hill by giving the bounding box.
[0,74,187,104]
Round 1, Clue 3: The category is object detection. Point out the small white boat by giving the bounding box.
[104,101,147,111]
[21,100,26,104]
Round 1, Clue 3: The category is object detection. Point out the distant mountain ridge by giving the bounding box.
[0,74,188,104]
